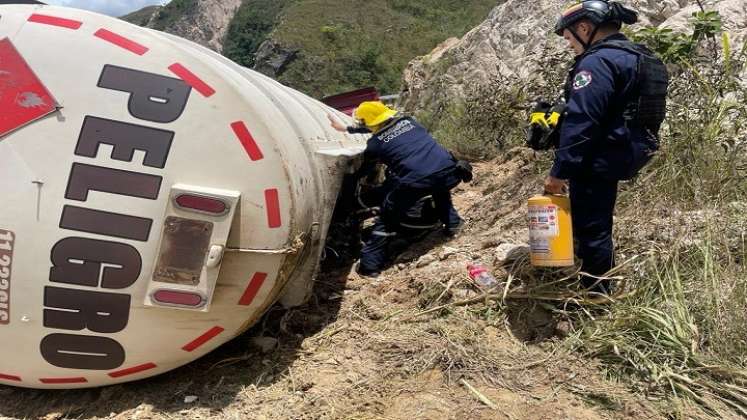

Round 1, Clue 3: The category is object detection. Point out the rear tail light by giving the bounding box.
[144,184,241,312]
[152,289,206,308]
[175,194,228,215]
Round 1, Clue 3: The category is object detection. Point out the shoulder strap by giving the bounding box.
[587,38,659,59]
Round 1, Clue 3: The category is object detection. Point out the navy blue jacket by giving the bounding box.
[355,117,456,187]
[551,34,651,180]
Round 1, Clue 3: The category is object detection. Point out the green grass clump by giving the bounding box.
[417,80,530,160]
[150,0,197,31]
[573,235,747,417]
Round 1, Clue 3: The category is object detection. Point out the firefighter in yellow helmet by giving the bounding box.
[351,101,398,132]
[328,102,468,278]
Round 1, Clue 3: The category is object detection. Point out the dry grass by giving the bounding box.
[0,156,659,420]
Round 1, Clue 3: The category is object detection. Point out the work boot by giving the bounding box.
[444,220,465,238]
[353,262,381,279]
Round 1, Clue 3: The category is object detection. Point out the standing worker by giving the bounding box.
[544,1,668,292]
[328,102,466,278]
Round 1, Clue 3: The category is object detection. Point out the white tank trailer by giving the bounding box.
[0,4,367,388]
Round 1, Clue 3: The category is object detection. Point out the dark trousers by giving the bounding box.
[569,177,619,290]
[359,175,462,274]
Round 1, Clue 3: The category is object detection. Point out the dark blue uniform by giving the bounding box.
[353,117,463,275]
[551,34,646,288]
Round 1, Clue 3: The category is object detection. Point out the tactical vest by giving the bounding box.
[558,38,669,179]
[564,38,669,139]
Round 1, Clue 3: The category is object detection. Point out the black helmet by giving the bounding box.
[554,1,638,36]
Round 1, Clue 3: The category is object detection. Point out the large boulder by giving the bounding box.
[254,39,300,78]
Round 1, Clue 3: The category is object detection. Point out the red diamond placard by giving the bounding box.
[0,38,57,139]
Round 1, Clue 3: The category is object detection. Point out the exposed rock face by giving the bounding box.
[662,0,747,44]
[170,0,242,52]
[399,0,741,117]
[135,0,242,53]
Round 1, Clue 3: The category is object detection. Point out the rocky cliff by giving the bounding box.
[122,0,242,52]
[399,0,746,127]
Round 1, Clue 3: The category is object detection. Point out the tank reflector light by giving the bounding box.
[175,194,227,215]
[152,290,205,307]
[39,377,87,384]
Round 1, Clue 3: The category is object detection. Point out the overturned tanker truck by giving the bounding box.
[0,4,368,388]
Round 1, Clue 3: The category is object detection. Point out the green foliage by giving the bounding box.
[150,0,197,31]
[631,10,723,63]
[630,30,747,205]
[419,80,529,160]
[692,10,723,42]
[574,232,747,417]
[416,40,569,161]
[130,0,494,98]
[223,0,293,68]
[270,0,497,97]
[631,27,695,62]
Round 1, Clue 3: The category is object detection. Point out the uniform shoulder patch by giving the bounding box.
[573,70,593,90]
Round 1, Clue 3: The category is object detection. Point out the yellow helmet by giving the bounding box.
[354,101,397,128]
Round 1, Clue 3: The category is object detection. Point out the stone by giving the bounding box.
[254,40,300,78]
[416,254,437,268]
[439,246,460,260]
[250,336,279,353]
[494,243,530,264]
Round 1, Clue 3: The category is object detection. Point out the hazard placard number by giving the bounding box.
[0,230,14,325]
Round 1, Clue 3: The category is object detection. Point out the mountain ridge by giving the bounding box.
[121,0,497,97]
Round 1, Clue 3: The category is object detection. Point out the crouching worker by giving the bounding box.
[328,101,467,278]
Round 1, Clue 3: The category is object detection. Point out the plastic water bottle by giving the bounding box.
[467,263,500,289]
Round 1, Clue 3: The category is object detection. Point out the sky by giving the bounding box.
[43,0,170,17]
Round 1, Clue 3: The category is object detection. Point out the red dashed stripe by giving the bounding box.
[0,373,21,382]
[168,63,215,97]
[39,377,88,384]
[230,121,264,161]
[28,14,82,30]
[94,29,149,55]
[108,362,157,378]
[265,189,282,228]
[182,327,224,352]
[238,272,268,306]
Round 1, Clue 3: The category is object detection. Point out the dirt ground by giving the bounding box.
[0,151,663,420]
